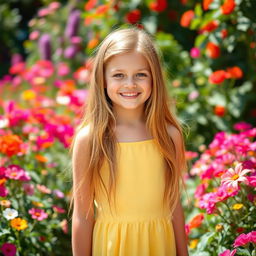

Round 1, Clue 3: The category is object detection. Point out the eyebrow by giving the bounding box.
[110,68,150,72]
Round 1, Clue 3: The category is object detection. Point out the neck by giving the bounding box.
[113,106,145,126]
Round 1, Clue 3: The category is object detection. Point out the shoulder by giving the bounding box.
[167,124,183,146]
[73,125,91,155]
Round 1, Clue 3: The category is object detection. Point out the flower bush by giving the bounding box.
[186,123,256,255]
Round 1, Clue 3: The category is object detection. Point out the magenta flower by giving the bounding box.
[28,208,48,221]
[190,47,201,58]
[53,205,66,213]
[233,233,251,247]
[233,122,252,131]
[247,176,256,187]
[0,243,17,256]
[5,165,30,181]
[219,249,236,256]
[0,185,9,197]
[221,162,252,189]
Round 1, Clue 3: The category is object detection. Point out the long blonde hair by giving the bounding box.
[68,27,187,219]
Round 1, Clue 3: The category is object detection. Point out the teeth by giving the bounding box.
[121,93,139,96]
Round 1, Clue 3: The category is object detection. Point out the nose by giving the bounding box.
[124,76,136,88]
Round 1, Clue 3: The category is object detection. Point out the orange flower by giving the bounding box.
[10,217,28,231]
[0,134,23,157]
[206,42,220,58]
[209,70,227,84]
[95,4,109,15]
[226,66,243,79]
[87,38,99,49]
[125,9,141,24]
[214,105,226,117]
[84,17,93,26]
[189,213,204,229]
[84,0,97,11]
[35,154,48,163]
[203,0,213,11]
[221,0,236,15]
[0,199,11,207]
[149,0,167,12]
[200,20,218,33]
[180,10,194,27]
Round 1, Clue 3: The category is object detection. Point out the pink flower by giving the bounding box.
[5,165,30,181]
[221,163,252,189]
[37,184,51,194]
[23,183,35,196]
[57,62,70,76]
[0,185,9,197]
[219,249,236,256]
[53,205,66,213]
[60,219,68,234]
[28,208,48,221]
[0,243,17,256]
[233,233,251,247]
[233,122,252,131]
[53,189,64,198]
[250,231,256,243]
[247,176,256,187]
[190,47,201,58]
[188,90,199,101]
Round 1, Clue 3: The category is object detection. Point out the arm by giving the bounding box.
[172,199,189,256]
[167,125,188,255]
[72,128,95,256]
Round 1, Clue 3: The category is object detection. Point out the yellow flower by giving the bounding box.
[189,239,199,249]
[32,201,44,207]
[10,218,28,230]
[232,204,244,210]
[21,90,36,100]
[215,224,224,232]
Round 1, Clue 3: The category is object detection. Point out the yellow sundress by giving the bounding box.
[92,139,176,256]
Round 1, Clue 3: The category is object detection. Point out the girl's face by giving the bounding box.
[104,51,152,112]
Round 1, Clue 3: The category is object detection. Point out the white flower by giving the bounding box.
[221,162,252,189]
[3,208,18,220]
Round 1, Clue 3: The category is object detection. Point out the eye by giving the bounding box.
[113,73,124,78]
[136,73,147,78]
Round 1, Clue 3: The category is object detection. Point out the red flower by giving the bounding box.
[200,20,218,33]
[206,42,220,58]
[226,66,243,79]
[209,70,227,84]
[203,0,213,11]
[9,62,26,75]
[214,105,226,117]
[149,0,167,12]
[180,0,188,5]
[180,10,194,27]
[221,29,228,38]
[84,0,97,11]
[126,9,141,24]
[221,0,236,15]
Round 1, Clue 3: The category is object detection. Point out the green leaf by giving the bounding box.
[196,232,216,251]
[195,4,203,17]
[236,248,251,256]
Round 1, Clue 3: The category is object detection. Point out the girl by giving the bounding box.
[70,27,188,256]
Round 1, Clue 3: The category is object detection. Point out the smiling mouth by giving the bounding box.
[120,92,141,98]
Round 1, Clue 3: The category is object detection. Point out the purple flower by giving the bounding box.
[39,34,52,60]
[64,45,77,59]
[65,10,80,39]
[0,243,17,256]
